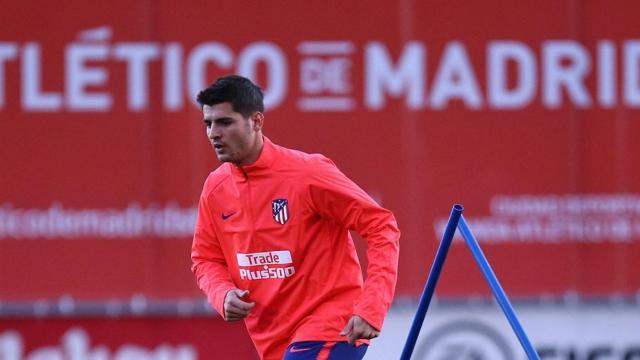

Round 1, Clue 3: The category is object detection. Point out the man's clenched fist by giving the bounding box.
[223,289,255,321]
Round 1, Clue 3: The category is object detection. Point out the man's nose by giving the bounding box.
[208,125,221,140]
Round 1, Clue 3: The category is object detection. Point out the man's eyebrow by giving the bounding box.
[214,117,233,122]
[203,116,232,122]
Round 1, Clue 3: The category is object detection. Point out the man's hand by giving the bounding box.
[223,289,255,321]
[339,315,380,345]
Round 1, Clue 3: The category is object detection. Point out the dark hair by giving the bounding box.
[196,75,264,118]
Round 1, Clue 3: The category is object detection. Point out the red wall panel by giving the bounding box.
[1,0,639,301]
[0,317,257,359]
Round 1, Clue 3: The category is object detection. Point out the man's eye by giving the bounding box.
[204,121,211,127]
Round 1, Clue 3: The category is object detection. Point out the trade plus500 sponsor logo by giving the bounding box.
[236,250,296,280]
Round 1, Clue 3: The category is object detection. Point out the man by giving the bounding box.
[190,75,400,360]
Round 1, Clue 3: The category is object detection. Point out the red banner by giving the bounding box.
[1,0,639,300]
[0,317,257,359]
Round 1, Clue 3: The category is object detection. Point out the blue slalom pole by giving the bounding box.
[457,216,541,360]
[400,204,463,360]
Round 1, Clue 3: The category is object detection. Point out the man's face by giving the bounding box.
[202,102,263,166]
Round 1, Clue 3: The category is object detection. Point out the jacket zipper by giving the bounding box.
[239,166,258,248]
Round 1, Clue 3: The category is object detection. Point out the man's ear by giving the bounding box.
[251,112,265,131]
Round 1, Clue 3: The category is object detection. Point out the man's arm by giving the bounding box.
[191,191,244,319]
[306,157,400,340]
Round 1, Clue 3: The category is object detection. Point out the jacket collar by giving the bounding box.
[230,136,276,177]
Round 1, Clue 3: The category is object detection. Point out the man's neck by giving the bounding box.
[236,134,264,167]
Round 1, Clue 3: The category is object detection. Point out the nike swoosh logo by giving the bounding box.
[221,212,236,220]
[289,347,312,353]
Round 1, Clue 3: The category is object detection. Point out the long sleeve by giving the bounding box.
[191,190,237,318]
[306,157,400,330]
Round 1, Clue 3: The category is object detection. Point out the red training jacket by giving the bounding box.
[191,137,400,360]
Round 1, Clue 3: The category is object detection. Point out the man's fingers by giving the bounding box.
[226,304,250,315]
[224,289,255,321]
[347,332,357,345]
[229,297,255,311]
[225,299,254,317]
[347,328,378,344]
[341,315,381,344]
[348,322,367,344]
[230,289,255,309]
[226,289,254,307]
[225,314,243,321]
[339,317,354,336]
[224,305,251,321]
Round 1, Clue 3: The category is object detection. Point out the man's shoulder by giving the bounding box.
[202,164,232,194]
[275,143,334,169]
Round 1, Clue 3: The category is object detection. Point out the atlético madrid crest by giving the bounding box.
[272,199,289,225]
